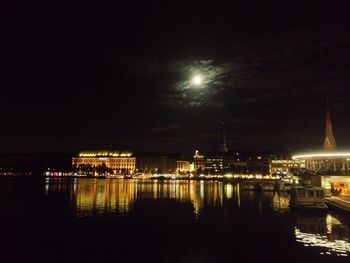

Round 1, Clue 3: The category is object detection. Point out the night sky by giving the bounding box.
[2,0,350,155]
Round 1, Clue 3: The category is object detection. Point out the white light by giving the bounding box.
[293,152,350,160]
[192,74,203,86]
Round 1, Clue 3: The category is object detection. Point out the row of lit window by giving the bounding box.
[74,160,135,164]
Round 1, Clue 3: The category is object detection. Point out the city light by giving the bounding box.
[295,227,350,256]
[79,151,133,157]
[292,152,350,160]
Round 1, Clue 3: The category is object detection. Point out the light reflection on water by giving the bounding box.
[295,214,350,257]
[45,178,293,216]
[70,179,224,217]
[44,178,350,257]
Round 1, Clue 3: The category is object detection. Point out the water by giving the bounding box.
[0,177,349,262]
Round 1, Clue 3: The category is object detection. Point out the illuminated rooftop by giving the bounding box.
[292,152,350,160]
[78,151,133,157]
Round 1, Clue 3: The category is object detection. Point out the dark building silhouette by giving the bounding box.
[219,122,228,153]
[136,155,176,173]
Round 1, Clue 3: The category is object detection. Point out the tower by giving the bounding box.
[220,122,228,153]
[323,99,337,151]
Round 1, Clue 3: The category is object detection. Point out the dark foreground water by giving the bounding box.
[0,178,349,263]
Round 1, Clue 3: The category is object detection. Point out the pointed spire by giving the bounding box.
[220,122,228,153]
[323,98,337,151]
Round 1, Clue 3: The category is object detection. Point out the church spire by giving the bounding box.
[220,122,228,153]
[323,98,337,151]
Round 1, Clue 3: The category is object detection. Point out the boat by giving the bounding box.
[290,185,328,212]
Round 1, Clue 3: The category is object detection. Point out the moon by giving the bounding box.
[192,74,203,86]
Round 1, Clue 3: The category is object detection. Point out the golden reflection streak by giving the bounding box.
[56,179,295,217]
[73,179,228,217]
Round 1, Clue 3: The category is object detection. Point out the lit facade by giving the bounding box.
[292,152,350,174]
[72,151,136,175]
[176,160,191,173]
[205,155,225,173]
[193,150,205,171]
[290,101,350,174]
[269,159,306,176]
[292,101,350,195]
[321,176,350,195]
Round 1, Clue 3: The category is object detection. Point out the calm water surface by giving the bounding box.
[0,177,349,262]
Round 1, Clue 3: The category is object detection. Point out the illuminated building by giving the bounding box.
[193,150,205,172]
[292,101,350,174]
[320,176,350,195]
[201,124,248,174]
[72,151,135,175]
[269,159,306,176]
[292,100,350,195]
[205,155,225,173]
[204,153,246,174]
[176,160,191,173]
[293,152,350,173]
[292,152,350,195]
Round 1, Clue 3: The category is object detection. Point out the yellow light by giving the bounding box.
[78,151,132,157]
[192,74,203,86]
[293,152,350,159]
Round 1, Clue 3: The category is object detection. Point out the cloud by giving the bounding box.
[158,60,235,108]
[126,27,350,113]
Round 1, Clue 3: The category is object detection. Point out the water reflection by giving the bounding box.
[71,179,224,217]
[295,213,350,257]
[45,178,294,217]
[44,178,350,258]
[3,177,350,263]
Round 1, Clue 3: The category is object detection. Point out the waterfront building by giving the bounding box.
[293,152,350,174]
[292,100,350,174]
[320,176,350,195]
[292,99,350,195]
[204,154,225,173]
[176,160,191,173]
[246,155,270,175]
[72,151,136,175]
[269,159,306,176]
[193,150,205,172]
[204,152,247,174]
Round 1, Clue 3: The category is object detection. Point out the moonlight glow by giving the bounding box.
[192,74,203,86]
